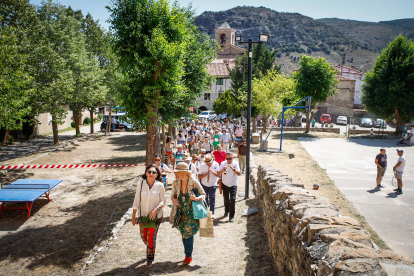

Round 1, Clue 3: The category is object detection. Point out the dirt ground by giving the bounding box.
[252,131,389,249]
[0,132,276,276]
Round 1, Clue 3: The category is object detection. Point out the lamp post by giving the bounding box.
[235,34,269,199]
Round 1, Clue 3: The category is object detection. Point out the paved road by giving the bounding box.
[299,137,414,258]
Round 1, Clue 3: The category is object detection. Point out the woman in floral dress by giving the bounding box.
[171,162,206,265]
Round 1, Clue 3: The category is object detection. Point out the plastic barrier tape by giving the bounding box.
[0,164,138,170]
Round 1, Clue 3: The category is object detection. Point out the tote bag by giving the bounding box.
[192,199,207,220]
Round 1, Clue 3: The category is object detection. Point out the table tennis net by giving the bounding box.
[1,184,50,190]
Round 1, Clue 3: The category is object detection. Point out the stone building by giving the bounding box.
[335,65,365,108]
[196,22,246,112]
[316,75,356,121]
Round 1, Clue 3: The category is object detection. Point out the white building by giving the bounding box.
[196,22,246,112]
[335,65,365,107]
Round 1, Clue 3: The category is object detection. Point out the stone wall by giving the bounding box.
[249,163,414,275]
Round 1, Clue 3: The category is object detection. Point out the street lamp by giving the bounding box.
[235,33,269,199]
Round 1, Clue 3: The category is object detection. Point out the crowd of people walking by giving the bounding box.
[132,118,246,268]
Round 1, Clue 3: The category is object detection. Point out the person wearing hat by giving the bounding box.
[171,162,206,266]
[218,153,241,222]
[198,154,220,218]
[182,153,198,176]
[393,149,406,195]
[198,149,206,163]
[172,144,187,170]
[212,130,221,149]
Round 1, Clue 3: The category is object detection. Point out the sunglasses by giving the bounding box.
[226,158,233,160]
[193,159,198,161]
[155,159,161,161]
[146,171,157,175]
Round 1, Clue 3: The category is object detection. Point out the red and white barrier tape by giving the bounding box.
[0,164,138,170]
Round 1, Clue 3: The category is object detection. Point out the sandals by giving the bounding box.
[183,257,192,265]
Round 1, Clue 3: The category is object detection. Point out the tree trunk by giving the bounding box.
[2,129,9,144]
[305,99,315,133]
[260,115,270,141]
[252,117,257,133]
[168,124,172,137]
[74,110,80,135]
[108,108,112,134]
[395,108,404,134]
[146,61,162,166]
[161,124,166,163]
[52,115,59,145]
[90,109,94,134]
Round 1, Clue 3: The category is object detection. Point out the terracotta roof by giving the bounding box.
[336,75,356,82]
[335,65,364,75]
[207,63,234,77]
[217,22,231,29]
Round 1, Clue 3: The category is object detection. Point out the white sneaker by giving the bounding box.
[211,213,215,219]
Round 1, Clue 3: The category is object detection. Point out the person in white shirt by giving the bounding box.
[218,153,241,222]
[132,164,166,268]
[198,149,206,163]
[198,154,220,218]
[182,153,198,177]
[181,126,188,140]
[220,129,231,151]
[111,116,116,132]
[393,149,406,195]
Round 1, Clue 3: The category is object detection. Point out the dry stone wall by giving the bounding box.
[249,162,414,275]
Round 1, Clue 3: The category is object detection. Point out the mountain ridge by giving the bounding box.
[194,6,413,73]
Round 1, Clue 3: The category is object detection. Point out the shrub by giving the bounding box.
[97,113,103,120]
[71,121,76,128]
[6,135,15,145]
[83,117,91,125]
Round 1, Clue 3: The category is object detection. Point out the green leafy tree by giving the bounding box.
[251,70,297,139]
[0,21,33,142]
[213,89,242,117]
[362,35,414,133]
[108,0,215,165]
[31,1,76,144]
[293,55,338,132]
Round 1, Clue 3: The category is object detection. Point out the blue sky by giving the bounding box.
[30,0,414,30]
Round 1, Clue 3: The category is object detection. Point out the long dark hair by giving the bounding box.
[141,164,162,182]
[166,136,171,143]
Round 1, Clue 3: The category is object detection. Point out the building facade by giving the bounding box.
[335,65,365,107]
[196,22,246,112]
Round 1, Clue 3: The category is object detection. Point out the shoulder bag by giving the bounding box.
[139,180,156,230]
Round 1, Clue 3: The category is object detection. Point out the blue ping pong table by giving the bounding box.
[0,179,62,219]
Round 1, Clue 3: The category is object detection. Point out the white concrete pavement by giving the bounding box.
[299,137,414,258]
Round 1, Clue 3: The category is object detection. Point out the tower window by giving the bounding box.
[220,34,226,45]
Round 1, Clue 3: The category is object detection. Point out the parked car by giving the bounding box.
[359,118,373,127]
[198,110,216,120]
[336,116,348,125]
[101,114,133,132]
[319,114,332,124]
[374,119,387,129]
[101,120,134,132]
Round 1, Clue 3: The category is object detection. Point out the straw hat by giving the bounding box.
[204,154,214,163]
[173,162,192,176]
[177,144,183,148]
[183,153,192,161]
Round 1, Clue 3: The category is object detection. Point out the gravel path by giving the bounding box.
[0,131,277,276]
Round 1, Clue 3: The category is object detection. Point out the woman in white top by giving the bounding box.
[132,164,166,268]
[155,154,171,192]
[177,130,186,145]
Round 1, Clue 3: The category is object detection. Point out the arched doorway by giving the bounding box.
[198,106,208,114]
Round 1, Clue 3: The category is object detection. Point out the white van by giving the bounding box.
[198,110,216,120]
